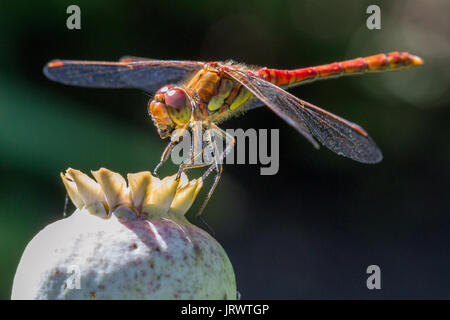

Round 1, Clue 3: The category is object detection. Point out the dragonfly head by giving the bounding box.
[148,85,192,139]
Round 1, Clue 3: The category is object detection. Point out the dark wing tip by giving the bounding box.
[356,146,383,164]
[335,134,383,164]
[349,127,383,164]
[338,133,383,164]
[43,60,65,80]
[301,111,384,164]
[326,140,383,164]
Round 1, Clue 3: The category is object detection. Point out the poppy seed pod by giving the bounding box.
[12,168,236,300]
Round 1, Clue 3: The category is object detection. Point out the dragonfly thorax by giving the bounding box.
[148,85,192,138]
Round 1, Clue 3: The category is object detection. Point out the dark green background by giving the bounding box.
[0,0,448,299]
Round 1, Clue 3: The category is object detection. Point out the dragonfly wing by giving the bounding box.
[224,68,319,148]
[296,100,383,163]
[119,56,156,62]
[44,59,204,93]
[224,68,382,163]
[242,99,265,112]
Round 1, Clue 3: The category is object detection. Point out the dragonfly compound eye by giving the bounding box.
[164,88,188,110]
[156,84,174,95]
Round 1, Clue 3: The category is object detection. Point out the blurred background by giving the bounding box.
[0,0,449,299]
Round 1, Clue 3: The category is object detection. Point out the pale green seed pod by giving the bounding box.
[12,168,236,300]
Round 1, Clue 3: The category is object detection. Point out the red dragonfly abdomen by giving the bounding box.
[255,51,423,88]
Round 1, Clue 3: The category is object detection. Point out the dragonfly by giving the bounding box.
[44,51,423,216]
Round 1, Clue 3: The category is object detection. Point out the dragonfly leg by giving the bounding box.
[197,160,222,217]
[201,123,235,180]
[177,130,218,234]
[175,144,213,179]
[197,124,236,217]
[153,140,175,177]
[173,123,235,219]
[153,125,188,177]
[173,136,216,235]
[174,120,212,179]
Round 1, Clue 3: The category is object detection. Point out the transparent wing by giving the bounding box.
[241,99,265,112]
[44,59,204,93]
[224,68,382,163]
